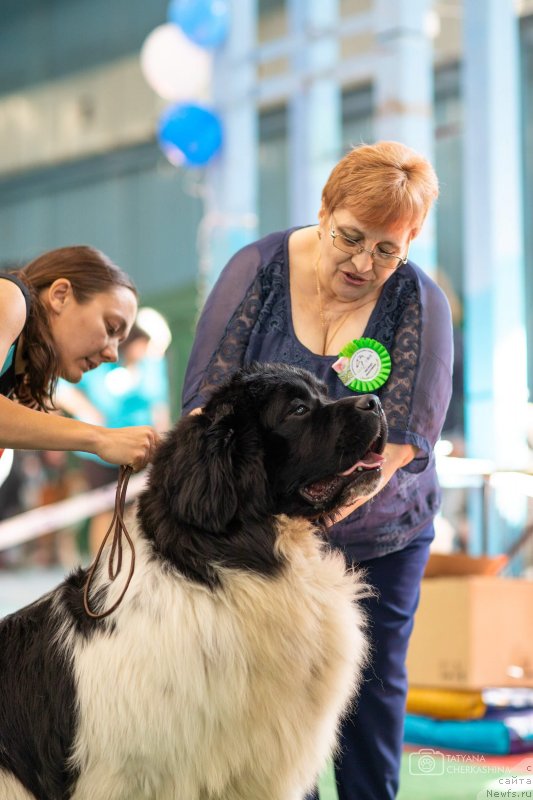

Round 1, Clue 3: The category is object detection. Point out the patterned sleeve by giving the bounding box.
[181,241,266,414]
[379,269,454,473]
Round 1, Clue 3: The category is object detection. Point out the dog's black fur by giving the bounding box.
[0,363,386,800]
[138,363,386,587]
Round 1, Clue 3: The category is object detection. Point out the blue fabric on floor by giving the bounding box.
[405,710,533,755]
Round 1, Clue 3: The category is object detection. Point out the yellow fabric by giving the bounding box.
[406,687,486,720]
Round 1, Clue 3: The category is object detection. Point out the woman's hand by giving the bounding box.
[93,426,160,471]
[330,442,417,524]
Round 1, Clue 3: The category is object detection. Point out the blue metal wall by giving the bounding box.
[0,0,168,92]
[0,144,202,295]
[0,1,204,298]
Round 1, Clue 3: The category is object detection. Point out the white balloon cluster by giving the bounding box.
[140,23,212,103]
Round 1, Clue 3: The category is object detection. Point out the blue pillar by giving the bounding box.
[203,0,258,290]
[462,0,528,468]
[373,0,436,274]
[462,0,528,556]
[288,0,341,227]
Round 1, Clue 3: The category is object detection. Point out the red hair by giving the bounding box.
[322,141,439,230]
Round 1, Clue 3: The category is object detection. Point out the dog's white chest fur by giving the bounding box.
[67,516,367,800]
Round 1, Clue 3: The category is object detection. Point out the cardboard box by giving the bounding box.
[423,552,508,578]
[407,558,533,690]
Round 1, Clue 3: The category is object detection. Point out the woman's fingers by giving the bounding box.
[95,426,160,470]
[131,428,161,471]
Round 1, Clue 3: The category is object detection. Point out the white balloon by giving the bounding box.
[140,23,212,102]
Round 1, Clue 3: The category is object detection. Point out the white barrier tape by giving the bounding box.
[1,458,532,553]
[489,471,533,498]
[0,471,147,552]
[0,448,14,489]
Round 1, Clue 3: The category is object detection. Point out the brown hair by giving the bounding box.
[321,140,439,230]
[14,246,137,409]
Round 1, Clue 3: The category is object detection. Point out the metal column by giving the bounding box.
[202,0,258,290]
[373,0,436,273]
[288,0,341,227]
[462,0,528,468]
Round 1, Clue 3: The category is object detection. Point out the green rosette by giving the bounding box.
[332,337,391,392]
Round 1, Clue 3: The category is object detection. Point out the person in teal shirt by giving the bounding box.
[58,321,170,552]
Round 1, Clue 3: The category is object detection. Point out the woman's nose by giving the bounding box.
[101,341,119,362]
[351,250,374,273]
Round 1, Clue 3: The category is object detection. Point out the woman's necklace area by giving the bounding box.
[314,255,374,356]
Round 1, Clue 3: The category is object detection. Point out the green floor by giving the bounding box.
[318,752,533,799]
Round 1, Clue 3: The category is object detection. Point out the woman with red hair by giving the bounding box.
[183,141,453,799]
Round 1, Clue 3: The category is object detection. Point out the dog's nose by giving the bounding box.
[353,394,381,414]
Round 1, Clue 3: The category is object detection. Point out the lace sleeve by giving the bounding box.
[195,272,266,405]
[371,267,453,472]
[181,235,285,413]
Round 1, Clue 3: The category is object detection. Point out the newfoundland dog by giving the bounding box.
[0,363,387,800]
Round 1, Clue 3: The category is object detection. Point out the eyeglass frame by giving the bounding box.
[329,216,409,270]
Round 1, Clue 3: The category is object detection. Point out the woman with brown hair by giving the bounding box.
[182,141,454,799]
[0,246,158,471]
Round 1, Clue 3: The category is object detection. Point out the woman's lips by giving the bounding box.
[341,271,371,286]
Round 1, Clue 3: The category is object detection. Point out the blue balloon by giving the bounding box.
[157,103,223,168]
[168,0,230,49]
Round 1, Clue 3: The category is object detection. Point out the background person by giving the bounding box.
[182,141,453,799]
[57,317,171,554]
[0,246,158,472]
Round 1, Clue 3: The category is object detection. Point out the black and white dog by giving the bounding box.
[0,364,386,800]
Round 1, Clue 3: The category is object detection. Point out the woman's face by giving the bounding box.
[45,281,138,382]
[317,206,416,302]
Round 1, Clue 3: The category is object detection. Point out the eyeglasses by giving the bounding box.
[329,219,408,270]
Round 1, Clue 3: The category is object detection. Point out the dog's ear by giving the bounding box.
[142,402,271,535]
[160,410,240,533]
[205,403,237,451]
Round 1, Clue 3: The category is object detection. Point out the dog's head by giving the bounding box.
[140,364,387,539]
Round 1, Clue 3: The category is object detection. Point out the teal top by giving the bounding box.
[0,345,15,380]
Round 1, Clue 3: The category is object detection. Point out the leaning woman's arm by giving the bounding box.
[331,270,454,525]
[0,281,158,470]
[182,241,266,414]
[0,395,158,471]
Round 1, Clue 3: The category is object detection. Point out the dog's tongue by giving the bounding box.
[338,452,385,476]
[300,452,385,504]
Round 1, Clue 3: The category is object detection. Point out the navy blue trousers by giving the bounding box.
[306,523,434,800]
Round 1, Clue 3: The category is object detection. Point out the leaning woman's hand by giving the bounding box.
[94,426,160,471]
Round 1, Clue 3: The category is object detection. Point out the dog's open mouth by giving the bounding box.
[298,430,385,506]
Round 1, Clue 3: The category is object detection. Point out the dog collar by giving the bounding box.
[332,337,391,392]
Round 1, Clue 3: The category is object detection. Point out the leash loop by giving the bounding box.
[83,465,136,619]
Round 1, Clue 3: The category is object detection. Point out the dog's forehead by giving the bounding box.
[248,373,325,404]
[279,377,324,401]
[205,366,328,417]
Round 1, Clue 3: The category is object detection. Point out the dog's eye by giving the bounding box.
[291,404,309,417]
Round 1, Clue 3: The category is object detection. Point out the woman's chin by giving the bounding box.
[60,364,84,383]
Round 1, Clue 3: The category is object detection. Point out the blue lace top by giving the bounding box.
[182,229,453,561]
